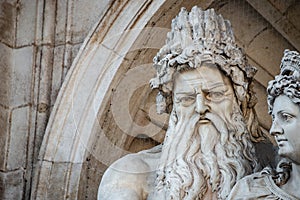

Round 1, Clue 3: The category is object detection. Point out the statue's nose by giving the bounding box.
[195,93,209,115]
[270,120,284,136]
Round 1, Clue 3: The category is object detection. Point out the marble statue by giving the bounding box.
[228,50,300,200]
[98,6,264,200]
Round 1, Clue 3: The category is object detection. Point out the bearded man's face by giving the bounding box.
[154,63,255,200]
[173,62,235,126]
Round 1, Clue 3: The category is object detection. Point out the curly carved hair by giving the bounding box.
[267,75,300,113]
[267,49,300,113]
[150,6,263,141]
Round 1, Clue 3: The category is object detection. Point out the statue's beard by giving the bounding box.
[154,105,257,200]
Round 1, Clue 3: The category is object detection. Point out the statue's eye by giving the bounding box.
[178,96,195,106]
[206,91,225,101]
[280,113,293,122]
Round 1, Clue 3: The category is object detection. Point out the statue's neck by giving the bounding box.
[280,163,300,198]
[291,163,300,177]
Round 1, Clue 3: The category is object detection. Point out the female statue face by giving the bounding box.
[270,95,300,164]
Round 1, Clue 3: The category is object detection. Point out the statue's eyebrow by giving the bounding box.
[175,83,228,95]
[278,110,295,116]
[202,83,227,91]
[185,79,225,86]
[175,91,195,96]
[273,110,296,119]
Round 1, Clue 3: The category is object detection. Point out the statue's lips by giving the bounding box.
[277,138,288,146]
[199,113,215,124]
[199,118,210,124]
[277,139,288,142]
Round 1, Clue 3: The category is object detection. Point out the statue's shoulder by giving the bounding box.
[228,166,299,200]
[227,169,273,199]
[236,171,268,187]
[110,144,162,173]
[98,145,162,200]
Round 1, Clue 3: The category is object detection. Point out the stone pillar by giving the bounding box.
[0,1,33,199]
[0,0,114,199]
[0,170,24,199]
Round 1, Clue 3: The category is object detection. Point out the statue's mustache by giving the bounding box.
[198,112,229,145]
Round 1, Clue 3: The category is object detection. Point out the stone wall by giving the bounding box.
[0,0,112,199]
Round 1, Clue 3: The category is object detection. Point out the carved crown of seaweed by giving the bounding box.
[150,6,257,115]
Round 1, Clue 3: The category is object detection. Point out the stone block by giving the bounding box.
[0,43,12,106]
[246,0,281,24]
[7,106,29,170]
[62,43,82,81]
[34,161,83,200]
[33,111,49,165]
[100,1,145,50]
[248,57,273,87]
[54,1,67,45]
[62,43,82,80]
[34,161,52,200]
[269,0,296,14]
[51,45,64,106]
[46,162,69,199]
[70,0,110,43]
[34,0,44,45]
[38,45,54,105]
[0,169,24,200]
[286,2,300,29]
[62,43,73,79]
[71,43,82,62]
[51,124,76,162]
[35,1,55,45]
[0,106,9,170]
[218,0,267,47]
[42,1,56,45]
[15,0,37,47]
[0,1,16,46]
[247,28,293,77]
[10,46,33,107]
[65,163,82,199]
[275,17,300,51]
[78,154,107,200]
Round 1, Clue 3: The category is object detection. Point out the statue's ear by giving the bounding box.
[170,107,178,125]
[150,78,159,89]
[161,82,173,94]
[155,91,173,115]
[156,92,167,114]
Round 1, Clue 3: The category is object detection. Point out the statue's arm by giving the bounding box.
[97,166,141,200]
[98,153,150,200]
[227,173,271,199]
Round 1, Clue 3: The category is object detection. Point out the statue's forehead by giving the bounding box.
[174,66,229,92]
[273,95,299,115]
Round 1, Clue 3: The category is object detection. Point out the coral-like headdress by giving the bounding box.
[150,6,257,113]
[150,6,263,141]
[280,49,300,79]
[268,49,300,113]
